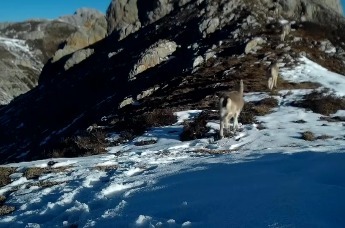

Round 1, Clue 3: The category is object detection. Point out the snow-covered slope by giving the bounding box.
[0,36,42,104]
[1,57,345,227]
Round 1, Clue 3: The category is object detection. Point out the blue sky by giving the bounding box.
[0,0,344,22]
[0,1,110,22]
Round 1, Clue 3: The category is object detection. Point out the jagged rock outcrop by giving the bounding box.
[106,0,193,40]
[129,39,177,80]
[64,48,95,70]
[0,0,344,164]
[261,0,344,27]
[52,8,107,62]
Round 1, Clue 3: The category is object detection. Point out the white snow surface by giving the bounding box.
[1,57,345,227]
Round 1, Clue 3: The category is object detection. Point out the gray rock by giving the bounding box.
[106,0,193,40]
[64,48,95,70]
[129,40,177,80]
[136,86,160,100]
[319,40,336,54]
[205,49,216,61]
[106,0,141,39]
[193,56,204,69]
[119,97,134,108]
[245,37,264,54]
[52,9,107,62]
[199,17,220,37]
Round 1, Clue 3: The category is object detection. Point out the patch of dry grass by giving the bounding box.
[0,195,5,205]
[24,166,71,180]
[0,205,15,216]
[46,130,109,158]
[240,97,279,125]
[277,79,320,91]
[94,165,118,172]
[0,167,16,187]
[239,102,257,124]
[180,111,211,141]
[301,131,315,141]
[193,148,231,154]
[292,90,345,116]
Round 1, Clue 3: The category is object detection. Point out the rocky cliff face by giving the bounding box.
[105,0,344,41]
[0,0,344,163]
[0,8,107,104]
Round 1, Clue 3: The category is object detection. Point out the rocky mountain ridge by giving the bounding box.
[0,8,107,105]
[0,0,344,164]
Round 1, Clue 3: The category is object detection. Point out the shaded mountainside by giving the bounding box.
[0,8,107,105]
[0,0,345,164]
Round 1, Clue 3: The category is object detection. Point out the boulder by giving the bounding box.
[64,48,95,70]
[129,40,177,80]
[245,37,264,54]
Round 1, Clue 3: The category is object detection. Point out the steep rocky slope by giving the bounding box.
[0,0,344,164]
[0,8,107,104]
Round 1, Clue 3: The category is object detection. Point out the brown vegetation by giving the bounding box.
[301,131,315,141]
[0,167,15,187]
[46,130,109,158]
[94,165,118,172]
[291,90,345,116]
[240,97,279,125]
[0,205,15,216]
[180,111,214,141]
[0,195,15,216]
[24,166,71,180]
